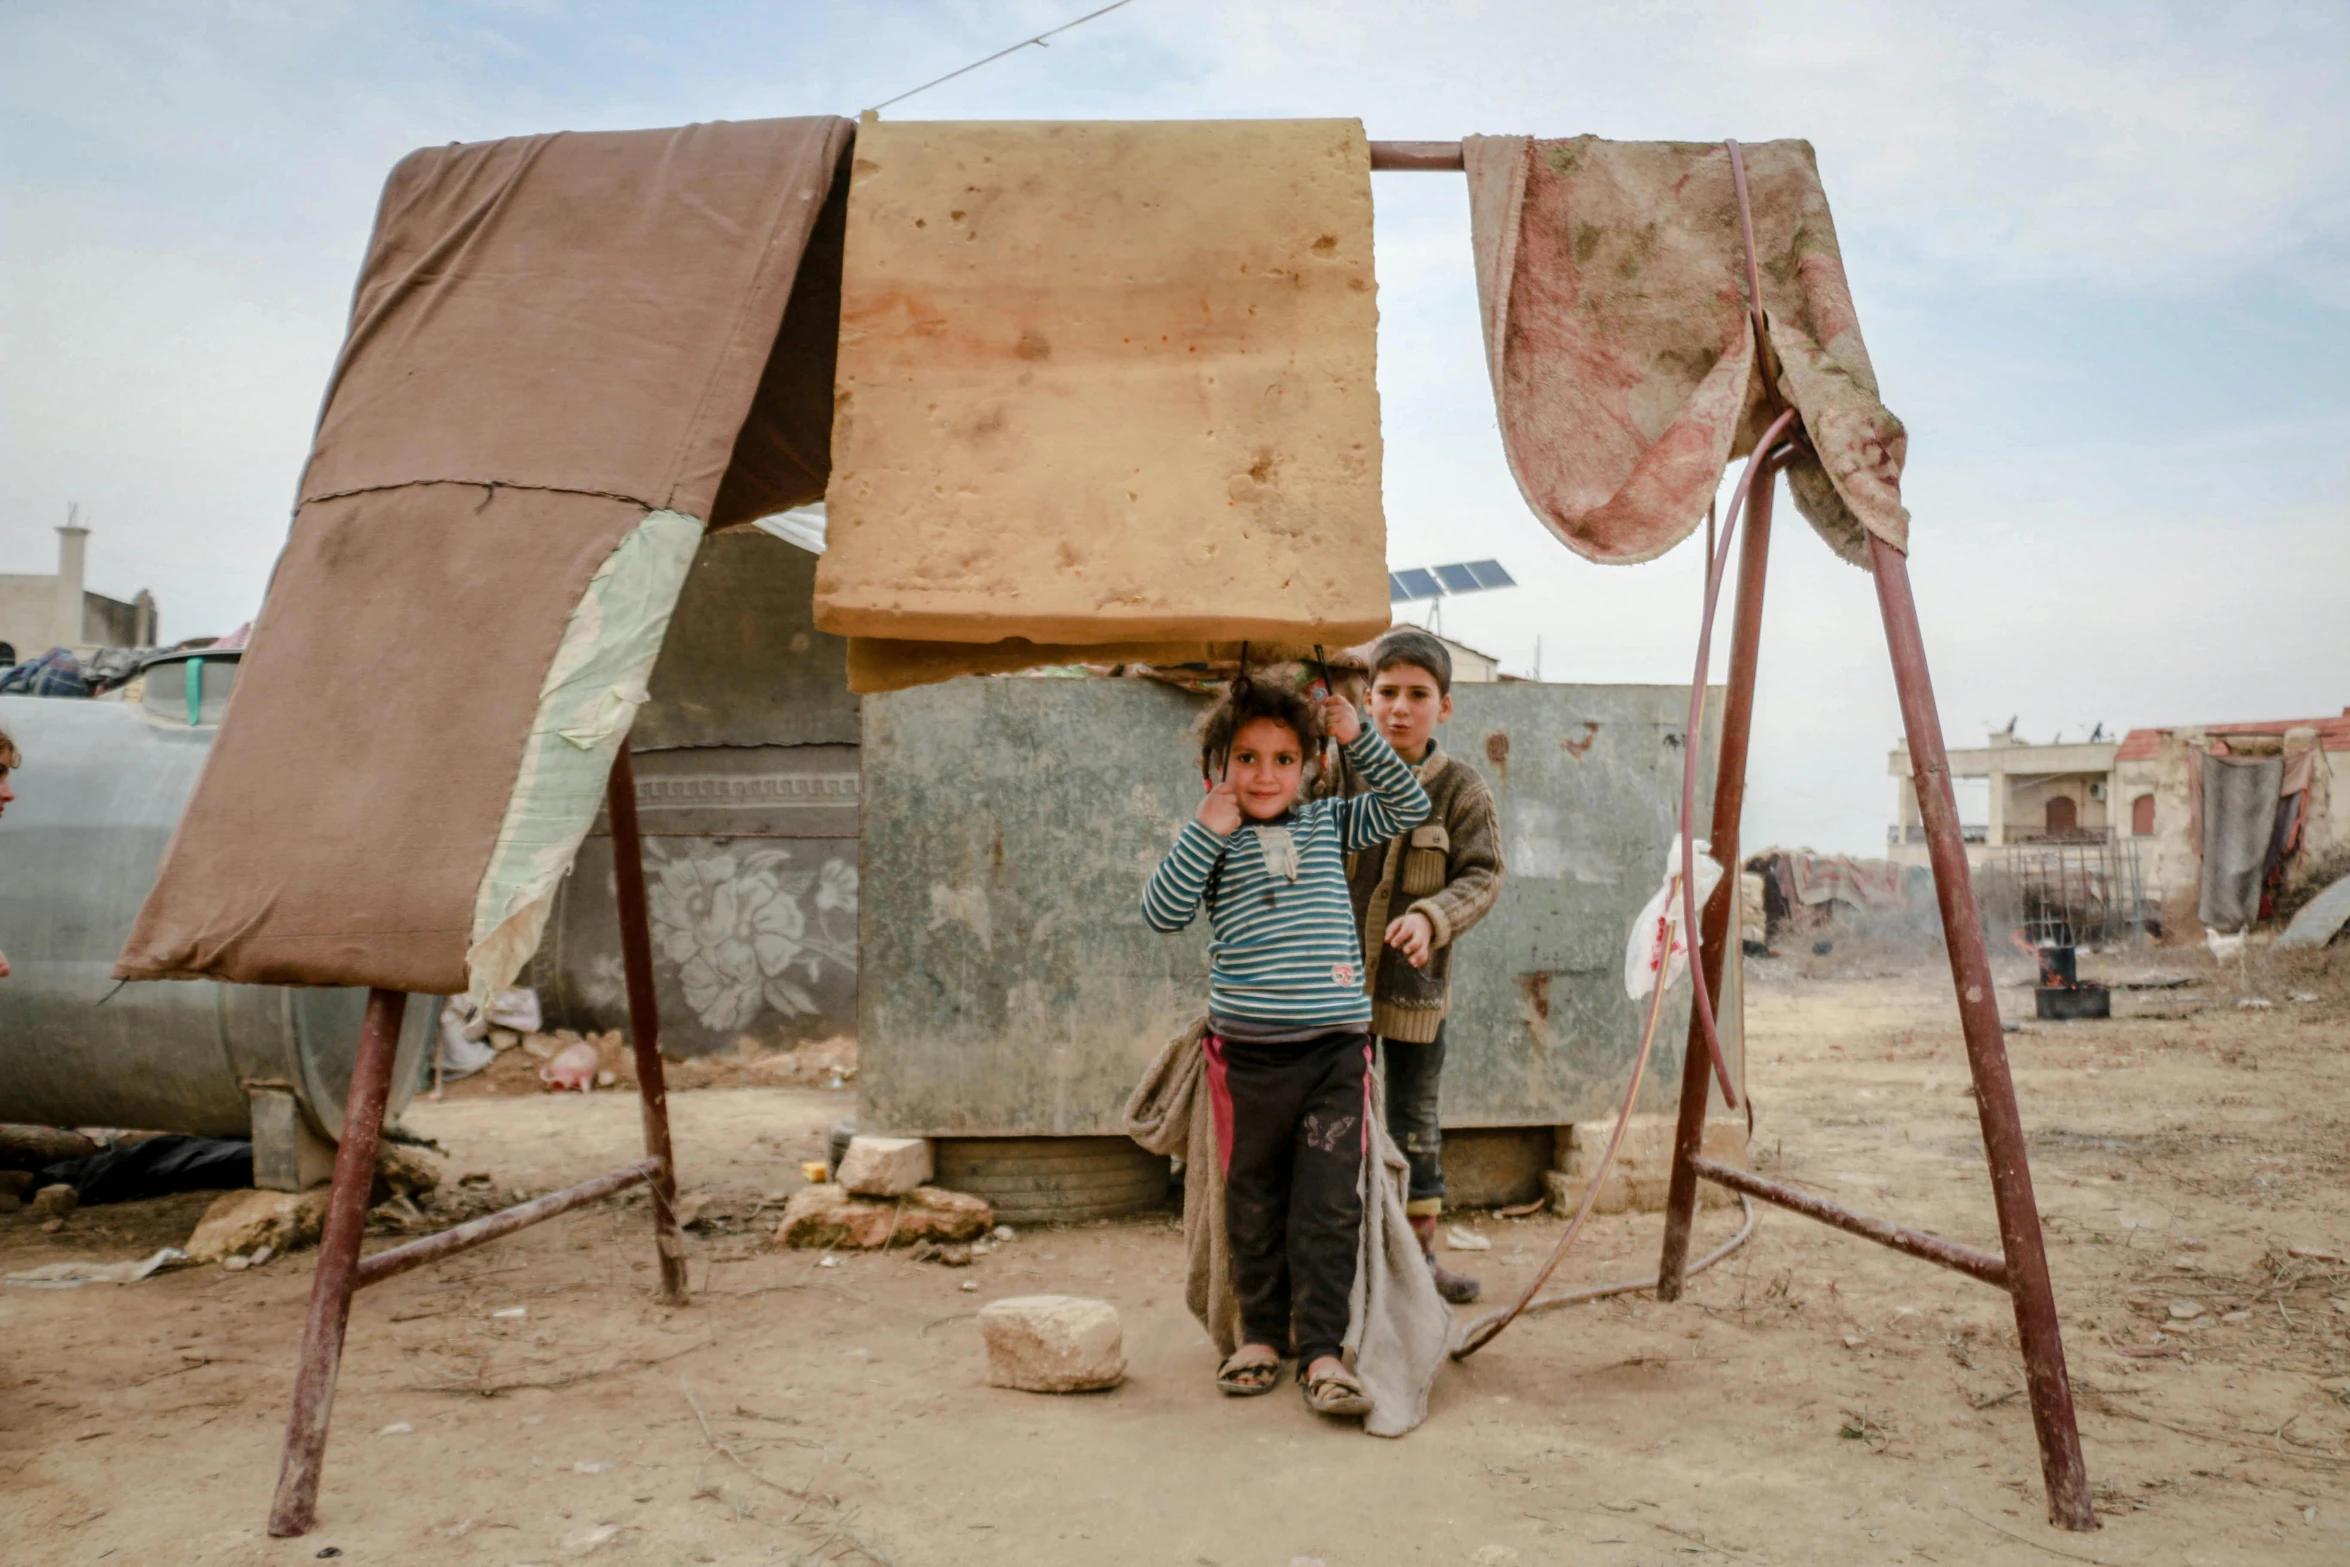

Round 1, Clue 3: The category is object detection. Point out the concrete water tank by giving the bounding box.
[0,672,430,1153]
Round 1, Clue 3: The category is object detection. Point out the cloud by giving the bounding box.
[0,0,2342,853]
[1101,0,2350,294]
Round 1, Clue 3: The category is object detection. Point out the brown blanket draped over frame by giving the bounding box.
[1462,136,1909,567]
[116,115,855,993]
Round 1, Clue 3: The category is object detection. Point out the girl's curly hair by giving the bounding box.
[1197,665,1324,782]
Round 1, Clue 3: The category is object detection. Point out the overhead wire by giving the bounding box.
[869,0,1143,113]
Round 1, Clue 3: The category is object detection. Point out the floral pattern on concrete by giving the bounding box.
[644,843,859,1031]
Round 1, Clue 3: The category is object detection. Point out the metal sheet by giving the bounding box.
[529,525,864,1052]
[137,650,241,727]
[532,746,860,1053]
[857,677,1726,1137]
[0,696,429,1138]
[635,528,859,752]
[860,678,1213,1136]
[1441,683,1731,1125]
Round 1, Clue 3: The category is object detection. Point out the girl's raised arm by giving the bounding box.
[1332,727,1430,851]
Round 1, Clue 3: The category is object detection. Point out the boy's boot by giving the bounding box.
[1409,1213,1482,1304]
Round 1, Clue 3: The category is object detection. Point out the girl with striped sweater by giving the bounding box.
[1142,671,1429,1416]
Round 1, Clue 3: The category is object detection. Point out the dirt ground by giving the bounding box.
[6,943,2349,1566]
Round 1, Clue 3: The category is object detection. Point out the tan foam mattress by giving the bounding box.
[817,116,1390,665]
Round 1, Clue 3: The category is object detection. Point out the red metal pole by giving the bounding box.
[355,1159,660,1288]
[267,986,406,1538]
[1870,535,2096,1531]
[1368,141,1465,171]
[1689,1158,2008,1287]
[605,742,691,1306]
[1656,456,1776,1300]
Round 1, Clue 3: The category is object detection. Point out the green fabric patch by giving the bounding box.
[465,510,702,1003]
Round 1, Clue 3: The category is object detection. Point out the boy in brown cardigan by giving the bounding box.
[1319,629,1505,1302]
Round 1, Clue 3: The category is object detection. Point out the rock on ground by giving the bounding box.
[373,1141,443,1202]
[977,1295,1126,1393]
[834,1135,934,1198]
[186,1188,330,1263]
[774,1184,991,1250]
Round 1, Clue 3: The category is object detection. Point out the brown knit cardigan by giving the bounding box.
[1319,740,1505,1043]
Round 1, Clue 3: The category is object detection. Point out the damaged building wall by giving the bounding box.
[1890,714,2349,934]
[2114,736,2199,928]
[2115,718,2347,930]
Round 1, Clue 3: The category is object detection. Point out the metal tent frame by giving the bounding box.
[264,134,2094,1537]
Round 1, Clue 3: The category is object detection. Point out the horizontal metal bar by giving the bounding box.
[353,1159,660,1290]
[1368,140,1464,172]
[586,829,853,840]
[1689,1157,2010,1289]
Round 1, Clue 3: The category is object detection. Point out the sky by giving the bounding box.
[2,0,2344,853]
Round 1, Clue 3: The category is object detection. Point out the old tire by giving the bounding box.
[825,1117,858,1178]
[933,1137,1171,1224]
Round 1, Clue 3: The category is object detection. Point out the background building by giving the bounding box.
[0,517,159,663]
[1888,730,2121,859]
[1890,713,2349,931]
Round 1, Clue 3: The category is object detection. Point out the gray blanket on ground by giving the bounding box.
[1123,1018,1454,1437]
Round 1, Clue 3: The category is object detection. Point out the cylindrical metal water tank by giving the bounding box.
[0,687,430,1140]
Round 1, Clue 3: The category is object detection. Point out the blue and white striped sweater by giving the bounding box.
[1142,729,1430,1032]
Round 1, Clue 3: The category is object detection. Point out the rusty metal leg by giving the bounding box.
[267,987,407,1538]
[1871,535,2096,1531]
[1657,460,1777,1300]
[606,742,690,1305]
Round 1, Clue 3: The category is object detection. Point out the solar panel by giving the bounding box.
[1391,568,1444,602]
[1385,560,1515,604]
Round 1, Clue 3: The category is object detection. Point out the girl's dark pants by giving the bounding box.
[1206,1029,1369,1369]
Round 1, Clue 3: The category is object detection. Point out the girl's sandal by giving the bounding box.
[1300,1361,1373,1418]
[1216,1346,1282,1397]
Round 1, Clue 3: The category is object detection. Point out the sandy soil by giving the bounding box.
[5,945,2348,1566]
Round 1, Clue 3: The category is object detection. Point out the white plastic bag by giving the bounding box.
[436,998,498,1081]
[1624,838,1725,1000]
[483,986,543,1034]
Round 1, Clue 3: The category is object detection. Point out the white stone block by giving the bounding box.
[978,1294,1126,1393]
[834,1135,935,1197]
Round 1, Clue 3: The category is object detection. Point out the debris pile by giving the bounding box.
[186,1188,328,1264]
[774,1184,991,1251]
[437,991,633,1094]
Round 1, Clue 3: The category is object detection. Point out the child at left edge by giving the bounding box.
[1141,670,1429,1419]
[0,726,17,979]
